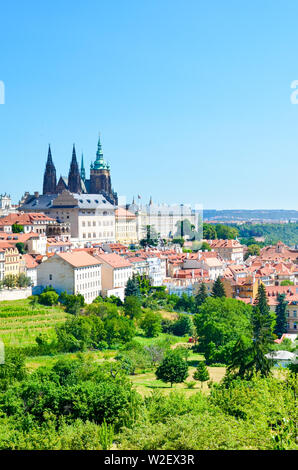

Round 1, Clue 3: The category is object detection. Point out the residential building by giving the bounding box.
[95,253,132,300]
[37,251,102,303]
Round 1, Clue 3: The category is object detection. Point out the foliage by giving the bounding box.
[140,310,162,338]
[244,244,260,260]
[124,295,142,320]
[193,361,210,387]
[15,242,26,254]
[155,350,189,387]
[172,314,194,337]
[12,224,24,233]
[195,283,208,307]
[211,277,226,298]
[193,297,252,364]
[125,275,141,298]
[274,294,288,338]
[39,291,59,306]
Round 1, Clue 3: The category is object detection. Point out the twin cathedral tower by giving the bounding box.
[42,135,118,205]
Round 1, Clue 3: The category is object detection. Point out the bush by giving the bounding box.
[39,291,59,306]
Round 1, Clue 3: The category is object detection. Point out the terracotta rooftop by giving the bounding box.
[96,252,132,269]
[56,251,102,268]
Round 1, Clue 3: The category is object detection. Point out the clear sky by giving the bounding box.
[0,0,298,210]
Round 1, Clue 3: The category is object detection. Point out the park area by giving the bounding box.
[0,298,226,396]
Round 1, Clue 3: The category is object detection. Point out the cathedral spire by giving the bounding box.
[80,152,86,182]
[43,144,57,195]
[47,144,53,164]
[68,144,82,193]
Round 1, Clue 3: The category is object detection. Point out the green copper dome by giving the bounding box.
[92,135,109,170]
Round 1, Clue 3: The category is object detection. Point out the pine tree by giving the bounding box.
[274,294,288,338]
[211,277,226,298]
[124,275,141,298]
[226,284,275,380]
[193,361,210,388]
[249,284,275,378]
[195,283,208,307]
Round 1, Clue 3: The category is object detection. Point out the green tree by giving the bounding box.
[244,244,260,260]
[2,275,17,289]
[125,275,141,298]
[193,297,252,364]
[203,223,217,240]
[123,296,142,320]
[195,283,208,307]
[172,314,194,337]
[274,294,288,338]
[16,273,32,288]
[211,277,226,298]
[12,224,24,233]
[193,361,210,388]
[199,241,211,252]
[156,351,189,387]
[215,224,239,240]
[141,311,162,338]
[15,242,26,254]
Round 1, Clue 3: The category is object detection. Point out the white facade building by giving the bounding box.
[37,251,102,303]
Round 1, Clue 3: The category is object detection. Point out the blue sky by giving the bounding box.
[0,0,298,209]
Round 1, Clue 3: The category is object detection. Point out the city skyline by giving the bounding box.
[1,1,298,209]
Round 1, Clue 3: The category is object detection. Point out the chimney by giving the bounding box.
[34,191,39,198]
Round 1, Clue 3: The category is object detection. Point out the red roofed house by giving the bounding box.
[0,212,57,235]
[23,254,38,286]
[266,285,298,333]
[37,251,102,303]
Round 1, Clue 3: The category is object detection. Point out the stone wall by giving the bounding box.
[0,287,32,301]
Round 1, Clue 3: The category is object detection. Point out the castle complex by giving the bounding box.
[42,136,118,205]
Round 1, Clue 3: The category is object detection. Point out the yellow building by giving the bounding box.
[115,208,138,244]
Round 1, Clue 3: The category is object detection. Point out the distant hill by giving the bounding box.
[203,209,298,222]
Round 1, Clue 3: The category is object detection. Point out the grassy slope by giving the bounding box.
[0,299,69,348]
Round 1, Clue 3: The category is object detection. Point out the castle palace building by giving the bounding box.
[42,135,118,205]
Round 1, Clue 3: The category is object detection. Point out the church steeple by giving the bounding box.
[43,144,57,195]
[80,153,86,182]
[68,144,82,193]
[92,134,108,170]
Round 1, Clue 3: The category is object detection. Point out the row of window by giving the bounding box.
[75,270,101,280]
[76,281,101,290]
[82,232,114,239]
[82,220,114,227]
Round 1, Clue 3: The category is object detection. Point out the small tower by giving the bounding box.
[80,153,86,183]
[89,134,117,204]
[43,145,57,195]
[68,144,82,193]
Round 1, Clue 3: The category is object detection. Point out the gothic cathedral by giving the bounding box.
[42,135,118,205]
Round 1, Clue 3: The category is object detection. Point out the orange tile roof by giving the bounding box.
[23,254,38,269]
[56,251,102,268]
[96,252,132,269]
